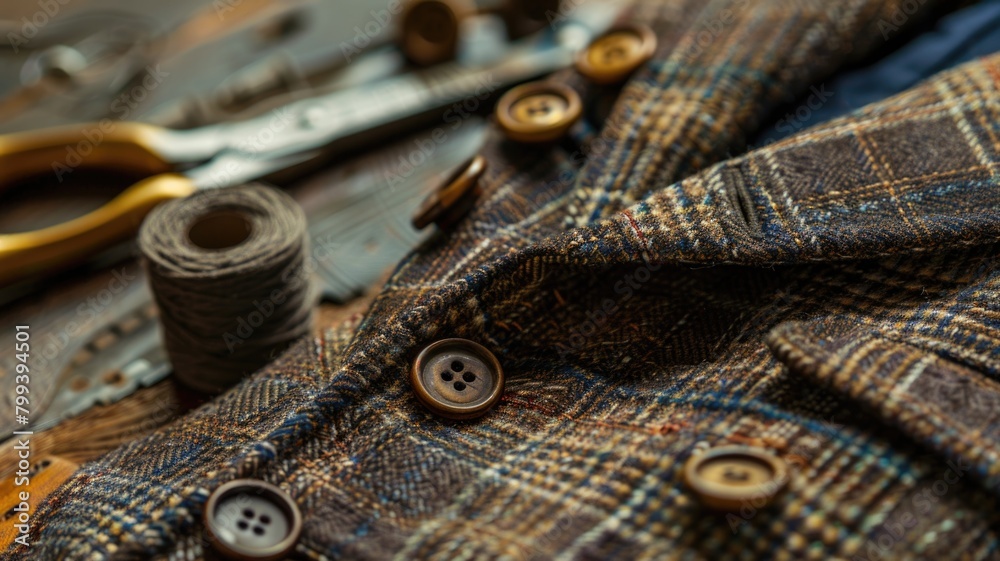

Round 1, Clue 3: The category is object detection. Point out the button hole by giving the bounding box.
[243,508,255,519]
[723,165,763,238]
[605,46,625,60]
[451,360,464,372]
[441,371,454,382]
[453,381,466,391]
[462,372,476,383]
[237,520,249,530]
[253,526,265,536]
[723,467,751,482]
[260,515,271,525]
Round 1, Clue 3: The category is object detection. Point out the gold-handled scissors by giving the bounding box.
[0,3,616,288]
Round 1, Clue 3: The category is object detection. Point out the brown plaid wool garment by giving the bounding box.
[8,0,1000,559]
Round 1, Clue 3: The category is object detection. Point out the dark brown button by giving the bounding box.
[400,0,473,66]
[683,446,789,511]
[575,24,657,85]
[412,155,487,230]
[495,81,583,143]
[204,479,302,561]
[411,338,504,419]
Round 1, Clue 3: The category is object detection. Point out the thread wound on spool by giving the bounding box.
[138,183,314,394]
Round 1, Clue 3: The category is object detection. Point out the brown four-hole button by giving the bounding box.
[204,479,302,561]
[683,446,789,512]
[412,155,487,230]
[576,24,657,85]
[495,81,583,143]
[411,338,504,419]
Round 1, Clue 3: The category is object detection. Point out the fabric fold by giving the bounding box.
[768,319,1000,495]
[570,53,1000,268]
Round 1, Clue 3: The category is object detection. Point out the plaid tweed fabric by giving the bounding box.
[10,0,1000,559]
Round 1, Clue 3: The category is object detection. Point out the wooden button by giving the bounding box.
[495,82,582,143]
[400,0,474,66]
[683,446,789,511]
[411,339,504,420]
[412,155,487,230]
[204,479,302,561]
[575,24,657,85]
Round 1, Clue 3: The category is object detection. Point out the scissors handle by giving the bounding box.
[0,123,197,286]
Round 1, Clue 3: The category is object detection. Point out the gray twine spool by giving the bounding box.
[138,183,314,394]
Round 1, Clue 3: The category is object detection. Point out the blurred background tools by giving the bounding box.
[0,0,617,289]
[138,184,313,395]
[0,0,406,133]
[399,0,560,65]
[0,117,485,447]
[0,0,623,475]
[0,0,611,133]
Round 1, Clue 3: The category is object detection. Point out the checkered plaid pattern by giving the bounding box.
[10,0,1000,559]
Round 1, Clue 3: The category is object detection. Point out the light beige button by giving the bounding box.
[412,155,487,230]
[204,479,302,561]
[576,24,657,85]
[400,0,474,66]
[495,81,583,143]
[683,446,789,511]
[411,338,504,419]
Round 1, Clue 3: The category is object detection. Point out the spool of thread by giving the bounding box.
[138,183,314,395]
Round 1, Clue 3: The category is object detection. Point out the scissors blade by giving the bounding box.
[184,149,318,190]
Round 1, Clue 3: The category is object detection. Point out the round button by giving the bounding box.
[495,81,582,143]
[412,155,487,230]
[400,0,473,66]
[683,446,789,511]
[204,479,302,561]
[410,338,504,419]
[575,24,657,85]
